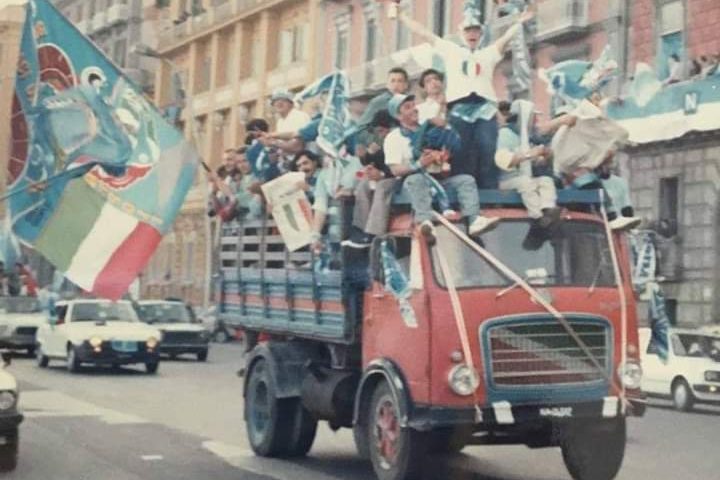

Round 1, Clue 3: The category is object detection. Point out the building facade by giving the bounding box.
[143,0,320,306]
[615,0,720,327]
[52,0,161,94]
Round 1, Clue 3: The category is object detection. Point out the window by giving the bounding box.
[365,19,377,62]
[657,1,685,80]
[196,41,211,92]
[183,240,195,283]
[278,23,307,67]
[292,23,307,62]
[659,177,679,236]
[432,0,452,37]
[335,28,348,69]
[279,28,293,67]
[665,298,678,325]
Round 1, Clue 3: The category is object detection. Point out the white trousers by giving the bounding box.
[499,175,557,219]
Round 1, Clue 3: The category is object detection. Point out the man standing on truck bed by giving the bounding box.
[398,5,535,189]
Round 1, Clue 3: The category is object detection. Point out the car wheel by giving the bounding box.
[26,346,35,358]
[0,429,18,472]
[672,378,695,412]
[197,350,208,362]
[36,345,49,368]
[66,345,81,373]
[145,361,159,374]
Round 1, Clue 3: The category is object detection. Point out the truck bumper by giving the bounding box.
[409,395,641,431]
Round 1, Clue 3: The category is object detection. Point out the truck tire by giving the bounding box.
[0,429,18,472]
[367,381,428,480]
[287,403,318,457]
[672,378,694,412]
[353,420,370,460]
[561,418,626,480]
[245,359,298,457]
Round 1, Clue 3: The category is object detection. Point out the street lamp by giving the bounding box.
[134,42,213,310]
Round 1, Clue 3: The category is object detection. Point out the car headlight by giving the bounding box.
[704,371,720,383]
[617,361,643,389]
[0,391,17,411]
[89,336,103,348]
[448,364,479,396]
[146,337,159,349]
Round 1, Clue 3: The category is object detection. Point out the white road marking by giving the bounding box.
[141,455,164,461]
[21,390,149,425]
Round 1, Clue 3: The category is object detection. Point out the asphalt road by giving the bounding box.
[4,343,719,480]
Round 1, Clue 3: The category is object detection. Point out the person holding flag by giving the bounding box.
[397,1,535,188]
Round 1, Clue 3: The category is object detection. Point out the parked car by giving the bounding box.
[0,352,22,471]
[35,299,162,374]
[135,300,210,361]
[0,297,45,356]
[639,327,720,411]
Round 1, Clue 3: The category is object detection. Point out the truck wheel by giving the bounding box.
[353,420,370,460]
[672,378,694,412]
[367,381,428,480]
[66,345,81,373]
[561,418,626,480]
[429,426,470,454]
[245,359,295,457]
[287,403,318,457]
[36,345,49,368]
[0,429,18,471]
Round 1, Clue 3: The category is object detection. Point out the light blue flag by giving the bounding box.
[381,240,417,328]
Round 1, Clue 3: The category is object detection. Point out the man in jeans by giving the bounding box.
[383,94,498,236]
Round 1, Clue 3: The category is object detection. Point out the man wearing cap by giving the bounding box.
[384,93,498,236]
[258,88,312,163]
[495,100,561,228]
[398,5,534,189]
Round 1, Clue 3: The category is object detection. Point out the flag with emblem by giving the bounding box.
[7,0,198,300]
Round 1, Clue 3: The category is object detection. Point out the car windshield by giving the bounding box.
[136,303,192,324]
[2,297,41,313]
[70,302,138,322]
[673,333,720,361]
[431,219,616,289]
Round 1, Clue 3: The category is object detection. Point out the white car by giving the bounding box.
[35,299,162,374]
[134,300,210,361]
[639,327,720,411]
[0,353,22,471]
[0,297,46,356]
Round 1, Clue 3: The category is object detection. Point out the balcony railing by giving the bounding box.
[347,44,435,94]
[535,0,589,41]
[157,0,266,50]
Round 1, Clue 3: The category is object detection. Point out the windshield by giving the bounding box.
[673,334,720,361]
[70,302,138,322]
[431,220,616,289]
[136,303,192,324]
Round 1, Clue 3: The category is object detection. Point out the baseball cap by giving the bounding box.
[270,88,294,104]
[387,93,415,120]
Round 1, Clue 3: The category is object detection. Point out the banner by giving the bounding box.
[260,173,314,251]
[9,1,198,299]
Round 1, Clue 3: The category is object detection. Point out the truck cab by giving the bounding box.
[218,189,644,480]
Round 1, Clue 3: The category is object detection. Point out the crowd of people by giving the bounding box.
[0,261,38,298]
[206,5,641,259]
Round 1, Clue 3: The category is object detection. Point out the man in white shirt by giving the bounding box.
[260,88,312,163]
[399,6,534,188]
[416,68,446,124]
[384,93,498,236]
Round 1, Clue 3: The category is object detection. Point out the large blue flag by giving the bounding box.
[8,0,198,299]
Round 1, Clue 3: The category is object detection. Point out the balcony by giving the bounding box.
[157,0,267,51]
[347,44,434,95]
[535,0,589,42]
[106,4,130,26]
[90,12,107,33]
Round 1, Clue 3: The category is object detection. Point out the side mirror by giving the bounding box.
[1,352,11,366]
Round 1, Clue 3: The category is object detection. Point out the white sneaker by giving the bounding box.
[468,216,500,236]
[442,209,461,221]
[609,216,642,231]
[341,239,371,249]
[419,220,436,237]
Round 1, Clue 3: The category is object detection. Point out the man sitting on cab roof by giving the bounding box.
[383,93,498,237]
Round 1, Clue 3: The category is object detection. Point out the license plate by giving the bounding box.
[112,341,138,353]
[0,437,6,446]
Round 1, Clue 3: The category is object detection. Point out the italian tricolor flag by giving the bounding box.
[33,178,162,300]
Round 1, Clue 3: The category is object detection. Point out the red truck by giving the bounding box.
[217,190,645,480]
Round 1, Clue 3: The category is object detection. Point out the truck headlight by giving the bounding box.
[704,371,720,383]
[448,364,479,396]
[617,361,643,389]
[146,337,159,350]
[0,391,17,411]
[89,336,103,349]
